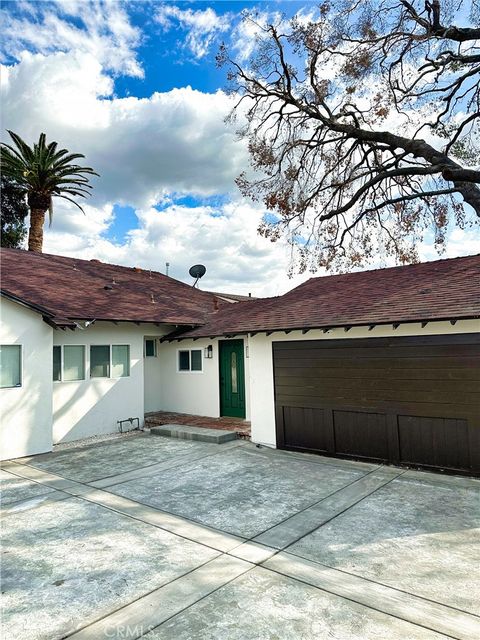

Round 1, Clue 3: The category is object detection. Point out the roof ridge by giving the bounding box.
[170,252,480,339]
[0,247,219,300]
[0,248,221,327]
[319,253,480,277]
[285,253,480,294]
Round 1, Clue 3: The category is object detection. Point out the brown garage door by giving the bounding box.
[273,334,480,475]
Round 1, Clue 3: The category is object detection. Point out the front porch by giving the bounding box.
[145,410,251,439]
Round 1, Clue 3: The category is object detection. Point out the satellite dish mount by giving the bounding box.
[189,264,206,288]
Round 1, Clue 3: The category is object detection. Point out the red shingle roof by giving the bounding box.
[0,248,221,328]
[2,250,479,335]
[173,254,480,339]
[207,291,257,302]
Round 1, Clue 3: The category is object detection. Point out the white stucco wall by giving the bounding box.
[248,320,480,448]
[157,337,251,419]
[53,322,167,443]
[144,335,164,413]
[0,298,53,460]
[157,338,221,417]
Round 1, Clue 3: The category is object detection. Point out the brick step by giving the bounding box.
[150,423,238,444]
[144,412,251,439]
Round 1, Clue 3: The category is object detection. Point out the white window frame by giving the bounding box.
[177,348,203,373]
[89,344,131,379]
[112,344,130,378]
[53,345,86,383]
[0,344,22,389]
[90,344,111,379]
[63,344,86,382]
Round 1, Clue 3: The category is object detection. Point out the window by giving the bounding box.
[178,349,202,372]
[53,346,87,382]
[90,345,110,378]
[179,350,190,371]
[0,345,21,388]
[231,351,238,393]
[88,345,131,379]
[112,345,130,378]
[64,345,85,381]
[191,350,202,371]
[53,346,61,382]
[145,338,156,357]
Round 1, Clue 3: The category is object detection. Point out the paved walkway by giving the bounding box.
[1,434,479,640]
[145,411,251,437]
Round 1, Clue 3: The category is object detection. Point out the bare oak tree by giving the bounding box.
[218,0,480,271]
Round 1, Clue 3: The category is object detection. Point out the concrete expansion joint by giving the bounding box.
[65,555,255,640]
[261,553,480,640]
[251,466,406,551]
[3,443,479,640]
[1,440,249,516]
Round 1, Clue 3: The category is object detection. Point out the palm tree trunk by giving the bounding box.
[28,208,46,252]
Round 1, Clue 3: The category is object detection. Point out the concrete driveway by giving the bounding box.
[1,433,479,640]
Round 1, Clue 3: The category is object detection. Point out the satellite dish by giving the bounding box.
[189,264,206,288]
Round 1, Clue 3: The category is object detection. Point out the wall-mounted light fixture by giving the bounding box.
[204,344,213,359]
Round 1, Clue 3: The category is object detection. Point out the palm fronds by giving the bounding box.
[1,130,99,219]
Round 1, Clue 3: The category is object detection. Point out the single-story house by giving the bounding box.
[1,247,479,474]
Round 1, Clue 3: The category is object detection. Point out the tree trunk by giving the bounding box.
[28,208,46,252]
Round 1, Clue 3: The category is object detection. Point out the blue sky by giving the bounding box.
[1,1,478,294]
[2,1,258,94]
[1,1,222,95]
[115,1,249,96]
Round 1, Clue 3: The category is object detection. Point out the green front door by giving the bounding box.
[219,340,246,418]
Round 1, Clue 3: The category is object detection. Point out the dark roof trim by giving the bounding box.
[68,317,200,327]
[42,316,77,330]
[0,290,76,328]
[161,331,250,343]
[162,315,480,342]
[1,292,205,331]
[1,289,55,318]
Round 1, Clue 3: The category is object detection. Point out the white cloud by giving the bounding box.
[229,5,320,65]
[3,3,478,298]
[1,0,143,77]
[231,9,282,62]
[0,43,307,295]
[419,227,480,262]
[155,5,230,59]
[1,51,247,209]
[293,6,320,26]
[41,199,311,297]
[0,41,309,296]
[38,195,480,298]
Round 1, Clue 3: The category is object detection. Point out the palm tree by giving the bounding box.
[1,130,98,252]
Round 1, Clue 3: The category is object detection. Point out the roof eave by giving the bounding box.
[162,314,480,342]
[67,317,204,328]
[1,289,57,321]
[1,292,207,330]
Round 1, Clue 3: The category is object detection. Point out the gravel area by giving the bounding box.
[53,428,148,452]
